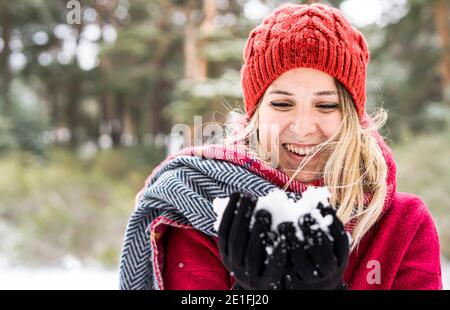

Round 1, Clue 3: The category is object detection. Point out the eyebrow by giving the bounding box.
[268,89,338,96]
[314,90,338,96]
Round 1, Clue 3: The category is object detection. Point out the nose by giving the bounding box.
[289,109,316,137]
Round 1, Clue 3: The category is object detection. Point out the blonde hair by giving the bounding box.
[223,81,388,252]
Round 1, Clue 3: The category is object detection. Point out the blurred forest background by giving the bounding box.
[0,0,449,283]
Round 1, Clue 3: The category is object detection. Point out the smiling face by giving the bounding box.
[257,67,343,183]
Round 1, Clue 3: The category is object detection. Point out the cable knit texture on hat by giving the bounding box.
[240,3,370,119]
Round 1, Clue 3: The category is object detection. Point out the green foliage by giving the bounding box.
[166,69,243,123]
[366,0,446,142]
[0,80,49,156]
[393,130,450,258]
[202,38,247,62]
[0,114,18,155]
[5,104,48,157]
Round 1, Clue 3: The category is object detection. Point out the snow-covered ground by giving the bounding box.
[441,257,450,290]
[0,259,449,290]
[0,267,118,290]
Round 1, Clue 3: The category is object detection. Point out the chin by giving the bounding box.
[293,172,320,183]
[279,164,319,182]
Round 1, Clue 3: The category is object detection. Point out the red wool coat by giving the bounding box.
[148,135,442,290]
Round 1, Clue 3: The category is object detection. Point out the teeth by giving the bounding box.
[285,144,315,156]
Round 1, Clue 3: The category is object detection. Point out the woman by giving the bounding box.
[119,3,442,290]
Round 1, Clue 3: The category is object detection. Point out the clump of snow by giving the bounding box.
[212,187,345,252]
[252,187,334,241]
[212,196,229,232]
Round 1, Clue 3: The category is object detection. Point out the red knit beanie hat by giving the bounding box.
[241,3,370,120]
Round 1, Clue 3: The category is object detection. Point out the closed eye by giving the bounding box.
[317,103,339,109]
[270,101,293,108]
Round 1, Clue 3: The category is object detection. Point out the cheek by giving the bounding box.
[258,111,288,151]
[320,114,342,138]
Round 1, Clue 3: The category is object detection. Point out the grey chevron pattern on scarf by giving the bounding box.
[119,154,293,290]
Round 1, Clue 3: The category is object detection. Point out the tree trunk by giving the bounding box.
[149,77,170,135]
[183,0,216,81]
[67,79,81,149]
[111,92,125,147]
[100,88,114,139]
[0,6,12,113]
[184,0,199,80]
[122,97,133,146]
[433,0,450,104]
[198,0,216,78]
[129,98,144,145]
[147,2,180,137]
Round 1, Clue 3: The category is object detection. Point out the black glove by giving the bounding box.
[218,192,288,290]
[281,202,350,290]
